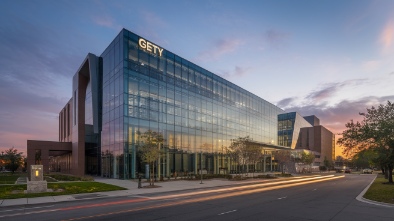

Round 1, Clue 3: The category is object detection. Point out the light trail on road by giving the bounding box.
[0,175,344,220]
[147,174,338,200]
[62,175,344,221]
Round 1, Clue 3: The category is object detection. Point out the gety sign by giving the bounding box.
[139,38,163,56]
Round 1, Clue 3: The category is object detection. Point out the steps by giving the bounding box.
[15,176,27,184]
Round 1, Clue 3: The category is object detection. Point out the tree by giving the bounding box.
[337,101,394,183]
[228,136,254,176]
[0,151,5,170]
[300,151,315,172]
[274,150,291,174]
[323,157,333,171]
[351,149,377,170]
[226,144,241,174]
[137,130,165,186]
[3,147,24,174]
[247,144,263,178]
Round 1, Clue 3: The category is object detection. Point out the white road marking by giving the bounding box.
[128,195,154,199]
[312,189,317,191]
[277,196,287,200]
[218,210,237,215]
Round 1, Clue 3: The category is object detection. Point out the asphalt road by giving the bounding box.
[1,174,392,221]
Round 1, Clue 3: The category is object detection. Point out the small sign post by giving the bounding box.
[26,165,47,193]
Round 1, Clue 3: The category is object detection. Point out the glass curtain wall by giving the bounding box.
[102,29,284,179]
[278,112,312,148]
[85,79,101,176]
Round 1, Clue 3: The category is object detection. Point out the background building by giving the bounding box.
[277,112,335,167]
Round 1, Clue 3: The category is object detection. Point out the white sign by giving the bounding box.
[139,38,163,56]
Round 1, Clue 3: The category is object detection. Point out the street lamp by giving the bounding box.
[200,149,203,184]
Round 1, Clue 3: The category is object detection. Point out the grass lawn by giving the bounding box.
[0,182,127,199]
[0,173,24,184]
[364,174,394,204]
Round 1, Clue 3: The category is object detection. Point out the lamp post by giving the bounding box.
[200,149,203,184]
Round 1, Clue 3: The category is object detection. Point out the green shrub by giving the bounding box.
[277,173,292,177]
[229,175,247,180]
[187,174,232,180]
[257,174,277,179]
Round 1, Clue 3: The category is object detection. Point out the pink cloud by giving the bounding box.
[196,38,242,62]
[379,20,394,54]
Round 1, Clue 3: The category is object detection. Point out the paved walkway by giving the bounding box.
[0,176,283,207]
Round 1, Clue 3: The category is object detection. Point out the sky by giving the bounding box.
[1,0,393,157]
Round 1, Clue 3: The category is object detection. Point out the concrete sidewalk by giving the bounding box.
[0,177,273,207]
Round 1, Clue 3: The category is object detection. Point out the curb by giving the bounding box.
[355,174,394,208]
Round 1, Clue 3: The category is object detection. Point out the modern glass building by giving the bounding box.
[99,29,284,179]
[29,29,334,179]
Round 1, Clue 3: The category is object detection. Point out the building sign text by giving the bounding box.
[139,38,163,56]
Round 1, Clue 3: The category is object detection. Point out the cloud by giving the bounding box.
[196,38,242,62]
[92,15,122,30]
[282,95,394,135]
[262,29,291,49]
[277,97,298,108]
[304,79,369,104]
[306,84,339,103]
[362,60,382,71]
[379,19,394,54]
[217,66,251,79]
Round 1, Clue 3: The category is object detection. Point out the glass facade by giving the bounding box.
[85,76,101,175]
[100,29,284,179]
[278,112,312,148]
